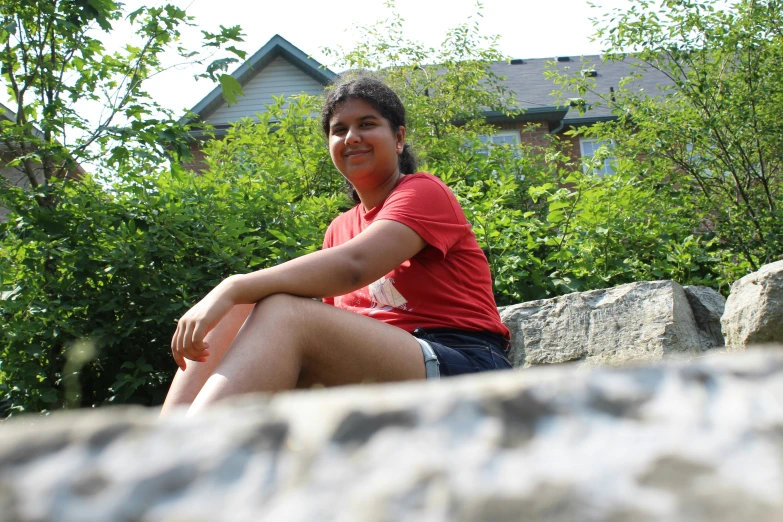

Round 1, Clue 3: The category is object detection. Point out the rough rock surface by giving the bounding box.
[2,348,783,522]
[722,260,783,351]
[499,280,703,368]
[683,285,726,349]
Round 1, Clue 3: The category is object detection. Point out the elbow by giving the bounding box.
[345,256,368,289]
[339,248,373,291]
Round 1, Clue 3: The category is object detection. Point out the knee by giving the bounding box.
[250,293,311,326]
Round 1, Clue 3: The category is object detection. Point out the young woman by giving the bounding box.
[161,75,511,416]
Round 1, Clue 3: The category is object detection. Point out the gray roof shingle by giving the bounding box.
[491,55,675,123]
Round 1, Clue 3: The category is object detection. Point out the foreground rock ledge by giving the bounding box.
[2,348,783,522]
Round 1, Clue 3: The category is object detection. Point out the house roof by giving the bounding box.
[185,34,337,124]
[491,55,675,126]
[182,34,676,132]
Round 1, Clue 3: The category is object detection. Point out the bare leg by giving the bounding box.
[187,294,425,415]
[160,304,255,417]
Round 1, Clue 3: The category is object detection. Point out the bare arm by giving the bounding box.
[171,219,426,369]
[227,219,425,302]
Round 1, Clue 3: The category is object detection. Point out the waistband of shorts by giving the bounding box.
[411,327,509,352]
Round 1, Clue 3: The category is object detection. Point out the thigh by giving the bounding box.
[160,303,255,415]
[211,294,426,391]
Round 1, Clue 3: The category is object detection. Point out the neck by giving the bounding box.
[357,170,404,211]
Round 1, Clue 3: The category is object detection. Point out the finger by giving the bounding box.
[176,352,187,371]
[174,321,188,371]
[192,322,208,352]
[183,319,197,355]
[183,349,210,362]
[175,318,186,353]
[171,324,187,371]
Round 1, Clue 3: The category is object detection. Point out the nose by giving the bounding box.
[344,125,361,144]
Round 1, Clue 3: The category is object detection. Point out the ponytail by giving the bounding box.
[398,143,418,174]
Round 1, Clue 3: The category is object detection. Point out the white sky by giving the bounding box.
[134,0,635,116]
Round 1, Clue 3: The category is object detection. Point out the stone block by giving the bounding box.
[683,285,726,349]
[722,260,783,351]
[499,280,703,368]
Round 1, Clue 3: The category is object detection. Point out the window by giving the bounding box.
[479,130,521,149]
[579,138,615,177]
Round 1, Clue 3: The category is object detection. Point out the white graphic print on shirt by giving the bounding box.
[369,276,408,310]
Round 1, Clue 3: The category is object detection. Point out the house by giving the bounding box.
[486,56,672,175]
[181,34,336,171]
[182,35,674,175]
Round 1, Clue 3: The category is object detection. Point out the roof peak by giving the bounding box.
[184,35,337,124]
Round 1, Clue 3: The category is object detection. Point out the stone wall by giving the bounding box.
[499,260,783,368]
[2,262,783,521]
[1,348,782,521]
[722,260,783,350]
[500,281,723,368]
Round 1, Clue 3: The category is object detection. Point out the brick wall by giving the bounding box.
[181,141,210,173]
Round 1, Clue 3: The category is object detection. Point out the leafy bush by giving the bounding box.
[0,95,344,414]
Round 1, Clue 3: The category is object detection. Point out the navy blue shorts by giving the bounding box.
[411,328,513,378]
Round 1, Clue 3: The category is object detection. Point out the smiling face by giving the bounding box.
[328,98,405,191]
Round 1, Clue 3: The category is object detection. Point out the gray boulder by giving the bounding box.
[1,348,783,522]
[722,260,783,351]
[499,280,703,368]
[683,285,726,349]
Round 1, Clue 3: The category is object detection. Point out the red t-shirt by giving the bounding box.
[322,172,509,338]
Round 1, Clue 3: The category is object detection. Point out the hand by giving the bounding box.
[171,278,239,370]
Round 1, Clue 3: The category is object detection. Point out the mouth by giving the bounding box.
[345,149,371,158]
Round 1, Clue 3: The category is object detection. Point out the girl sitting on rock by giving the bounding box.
[161,74,511,416]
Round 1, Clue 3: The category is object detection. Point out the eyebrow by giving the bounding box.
[329,114,380,129]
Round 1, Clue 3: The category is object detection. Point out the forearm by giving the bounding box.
[218,220,425,305]
[223,247,366,305]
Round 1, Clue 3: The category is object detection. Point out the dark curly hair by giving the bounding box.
[321,73,418,203]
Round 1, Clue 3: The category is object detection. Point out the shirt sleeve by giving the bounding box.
[374,175,471,259]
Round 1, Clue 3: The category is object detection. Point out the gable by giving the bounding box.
[205,56,326,126]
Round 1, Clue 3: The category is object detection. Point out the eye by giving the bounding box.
[330,126,346,136]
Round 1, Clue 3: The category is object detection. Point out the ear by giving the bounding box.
[396,126,406,154]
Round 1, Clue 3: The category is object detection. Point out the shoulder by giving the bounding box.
[386,172,463,219]
[377,172,471,257]
[328,203,361,228]
[397,172,455,196]
[323,204,361,247]
[390,172,461,207]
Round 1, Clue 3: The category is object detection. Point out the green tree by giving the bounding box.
[0,95,343,414]
[549,0,783,280]
[0,0,245,206]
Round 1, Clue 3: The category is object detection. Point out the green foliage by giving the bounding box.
[0,95,343,414]
[0,0,245,198]
[519,140,724,298]
[548,0,783,276]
